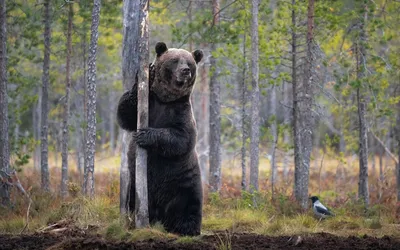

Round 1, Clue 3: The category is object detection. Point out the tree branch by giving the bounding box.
[369,130,398,165]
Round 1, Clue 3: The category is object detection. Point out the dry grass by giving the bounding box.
[1,151,399,241]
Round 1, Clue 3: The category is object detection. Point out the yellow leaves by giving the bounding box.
[329,7,334,12]
[341,86,351,97]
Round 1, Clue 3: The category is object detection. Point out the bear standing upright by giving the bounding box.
[117,42,204,236]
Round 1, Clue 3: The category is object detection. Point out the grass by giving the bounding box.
[1,152,400,242]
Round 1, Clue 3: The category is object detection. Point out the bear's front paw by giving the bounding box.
[133,128,154,148]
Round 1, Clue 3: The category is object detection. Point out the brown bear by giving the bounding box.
[117,42,203,236]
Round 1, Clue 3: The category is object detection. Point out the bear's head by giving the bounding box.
[150,42,203,102]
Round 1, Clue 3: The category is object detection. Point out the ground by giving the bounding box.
[2,153,400,249]
[1,231,400,250]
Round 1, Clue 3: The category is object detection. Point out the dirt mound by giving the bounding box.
[0,232,399,250]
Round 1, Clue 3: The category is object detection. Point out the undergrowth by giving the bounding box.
[1,154,400,241]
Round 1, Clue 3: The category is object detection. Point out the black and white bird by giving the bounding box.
[310,196,334,219]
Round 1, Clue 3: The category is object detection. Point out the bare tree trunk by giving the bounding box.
[241,34,247,191]
[33,90,41,171]
[135,0,150,228]
[282,81,290,180]
[61,3,73,199]
[0,0,10,205]
[356,3,369,207]
[120,0,140,216]
[209,0,222,193]
[41,0,51,192]
[109,91,116,154]
[198,48,209,185]
[396,100,400,202]
[84,0,101,198]
[293,0,315,209]
[270,85,277,198]
[370,136,376,176]
[13,96,20,150]
[250,0,260,193]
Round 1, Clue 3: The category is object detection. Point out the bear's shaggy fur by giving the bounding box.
[117,42,203,236]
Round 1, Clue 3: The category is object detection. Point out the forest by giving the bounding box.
[1,0,400,249]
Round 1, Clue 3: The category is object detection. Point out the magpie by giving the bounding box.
[310,196,334,219]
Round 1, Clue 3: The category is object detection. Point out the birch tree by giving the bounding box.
[120,0,140,215]
[61,3,73,199]
[0,0,10,205]
[249,0,260,193]
[84,0,101,198]
[209,0,222,193]
[41,0,51,192]
[135,0,150,228]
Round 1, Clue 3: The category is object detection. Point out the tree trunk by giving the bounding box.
[13,96,20,150]
[282,80,290,181]
[0,0,10,206]
[250,0,260,193]
[198,46,209,185]
[41,0,51,192]
[209,0,222,193]
[356,3,369,207]
[293,0,315,209]
[109,91,116,154]
[120,0,140,216]
[84,0,101,198]
[396,100,400,202]
[270,85,277,198]
[241,34,247,191]
[33,89,41,171]
[135,0,150,228]
[370,135,376,176]
[61,3,73,199]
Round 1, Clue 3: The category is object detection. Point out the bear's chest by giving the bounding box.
[148,94,191,128]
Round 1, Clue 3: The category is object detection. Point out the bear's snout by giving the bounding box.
[181,67,191,76]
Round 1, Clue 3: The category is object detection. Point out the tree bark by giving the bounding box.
[84,0,101,198]
[61,3,73,199]
[282,81,290,180]
[250,0,260,193]
[120,0,140,216]
[270,85,278,198]
[209,0,222,193]
[0,0,10,205]
[135,0,150,228]
[241,34,247,191]
[109,90,116,154]
[41,0,51,192]
[198,47,209,185]
[293,0,315,209]
[356,3,369,207]
[396,100,400,202]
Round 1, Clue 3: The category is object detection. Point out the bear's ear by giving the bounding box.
[192,50,203,64]
[155,42,168,57]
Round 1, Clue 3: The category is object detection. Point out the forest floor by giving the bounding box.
[1,230,400,250]
[2,154,400,249]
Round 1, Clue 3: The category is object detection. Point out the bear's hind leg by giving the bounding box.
[162,190,202,236]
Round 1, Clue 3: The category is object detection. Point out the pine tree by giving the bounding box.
[135,0,150,228]
[83,0,101,198]
[209,0,222,193]
[41,0,51,192]
[61,2,74,199]
[0,0,10,206]
[249,0,260,193]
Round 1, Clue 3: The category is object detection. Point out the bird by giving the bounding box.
[310,196,334,219]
